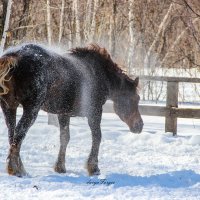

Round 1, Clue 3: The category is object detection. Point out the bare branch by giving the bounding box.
[182,0,200,18]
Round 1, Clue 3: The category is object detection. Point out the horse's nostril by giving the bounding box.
[136,121,143,132]
[130,121,143,133]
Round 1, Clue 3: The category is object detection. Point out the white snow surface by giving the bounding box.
[0,108,200,200]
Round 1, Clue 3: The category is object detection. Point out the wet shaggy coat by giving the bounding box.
[0,43,143,176]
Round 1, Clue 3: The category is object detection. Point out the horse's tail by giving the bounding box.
[0,55,18,95]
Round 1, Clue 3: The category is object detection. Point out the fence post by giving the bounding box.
[165,81,178,135]
[48,113,59,127]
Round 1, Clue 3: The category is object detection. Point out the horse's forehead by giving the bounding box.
[123,87,137,95]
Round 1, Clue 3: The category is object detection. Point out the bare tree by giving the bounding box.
[58,0,65,43]
[128,0,136,74]
[84,0,93,42]
[0,0,13,54]
[109,0,116,57]
[46,0,52,45]
[0,0,8,37]
[73,0,81,45]
[182,0,200,18]
[16,0,31,41]
[0,0,200,72]
[90,0,99,41]
[160,17,199,67]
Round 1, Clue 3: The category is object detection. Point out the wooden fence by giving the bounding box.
[137,76,200,135]
[49,76,200,136]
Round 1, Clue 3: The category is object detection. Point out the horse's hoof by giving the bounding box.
[6,156,27,177]
[7,170,27,177]
[7,164,27,177]
[54,162,66,173]
[93,170,100,176]
[87,164,100,176]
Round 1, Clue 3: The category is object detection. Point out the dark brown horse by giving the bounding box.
[0,43,143,177]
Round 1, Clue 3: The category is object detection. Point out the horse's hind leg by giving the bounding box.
[7,105,40,177]
[87,109,102,176]
[54,114,70,173]
[0,100,18,145]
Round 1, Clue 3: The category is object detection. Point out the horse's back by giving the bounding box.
[1,43,108,116]
[42,54,101,115]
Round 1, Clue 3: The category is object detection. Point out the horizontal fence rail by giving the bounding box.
[139,105,200,119]
[104,104,200,118]
[139,75,200,83]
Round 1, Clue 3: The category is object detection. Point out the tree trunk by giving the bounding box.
[67,0,73,48]
[0,0,8,38]
[46,0,52,45]
[0,0,13,54]
[84,0,93,42]
[48,113,59,127]
[128,0,135,75]
[73,0,81,45]
[17,0,31,40]
[90,0,99,41]
[109,0,116,57]
[58,0,65,43]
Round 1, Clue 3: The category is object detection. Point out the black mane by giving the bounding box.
[70,44,135,85]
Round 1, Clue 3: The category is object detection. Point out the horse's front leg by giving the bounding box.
[87,109,102,176]
[7,105,40,177]
[54,114,70,173]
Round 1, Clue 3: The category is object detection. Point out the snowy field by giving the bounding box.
[0,108,200,200]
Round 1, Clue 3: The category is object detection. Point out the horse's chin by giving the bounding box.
[129,124,143,134]
[129,128,142,134]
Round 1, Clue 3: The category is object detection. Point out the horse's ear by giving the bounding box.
[134,77,139,87]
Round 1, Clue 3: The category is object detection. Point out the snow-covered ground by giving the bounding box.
[0,108,200,200]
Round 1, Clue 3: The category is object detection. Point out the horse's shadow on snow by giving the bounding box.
[41,169,200,188]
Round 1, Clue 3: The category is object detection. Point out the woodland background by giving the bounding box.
[0,0,200,101]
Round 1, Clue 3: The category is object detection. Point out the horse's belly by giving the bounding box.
[41,96,89,116]
[41,98,73,114]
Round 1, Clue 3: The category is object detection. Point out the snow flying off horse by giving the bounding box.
[0,43,143,177]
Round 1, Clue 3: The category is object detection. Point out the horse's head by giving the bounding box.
[113,77,143,133]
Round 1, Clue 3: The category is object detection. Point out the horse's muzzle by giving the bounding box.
[130,120,143,133]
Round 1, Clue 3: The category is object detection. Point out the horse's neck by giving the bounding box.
[108,74,124,101]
